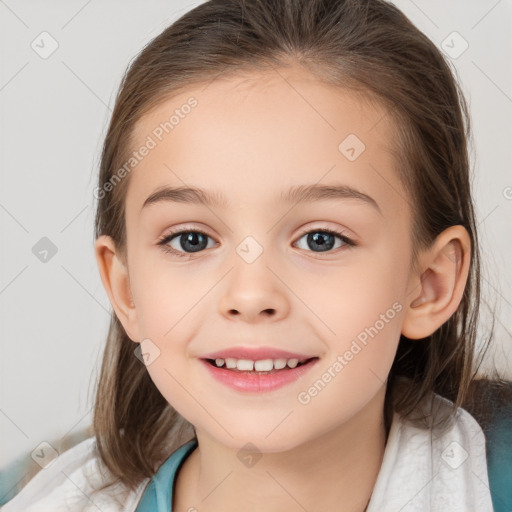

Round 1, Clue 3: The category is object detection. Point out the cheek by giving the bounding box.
[294,263,406,425]
[305,246,408,377]
[129,248,208,340]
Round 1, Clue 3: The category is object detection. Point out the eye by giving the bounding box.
[157,225,356,258]
[294,227,356,254]
[157,228,217,257]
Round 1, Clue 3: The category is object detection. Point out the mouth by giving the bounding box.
[199,355,320,393]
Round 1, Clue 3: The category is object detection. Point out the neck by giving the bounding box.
[174,385,389,512]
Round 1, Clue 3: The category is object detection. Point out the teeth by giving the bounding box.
[254,359,273,371]
[274,359,287,370]
[236,359,254,371]
[212,357,308,371]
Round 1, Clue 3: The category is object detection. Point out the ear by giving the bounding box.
[94,235,139,342]
[401,225,471,339]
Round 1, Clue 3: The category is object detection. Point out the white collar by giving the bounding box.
[366,392,493,511]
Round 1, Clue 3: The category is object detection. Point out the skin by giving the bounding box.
[95,63,471,512]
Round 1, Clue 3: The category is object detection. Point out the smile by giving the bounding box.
[200,356,319,392]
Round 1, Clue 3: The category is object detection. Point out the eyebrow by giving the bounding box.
[141,183,382,215]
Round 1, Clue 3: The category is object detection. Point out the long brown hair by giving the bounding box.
[91,0,505,495]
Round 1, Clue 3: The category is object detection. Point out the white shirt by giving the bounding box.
[1,392,494,512]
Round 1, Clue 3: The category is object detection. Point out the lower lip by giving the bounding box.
[200,358,319,393]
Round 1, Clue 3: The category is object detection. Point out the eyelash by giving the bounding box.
[156,225,357,258]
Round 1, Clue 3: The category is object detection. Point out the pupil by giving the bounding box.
[308,232,335,252]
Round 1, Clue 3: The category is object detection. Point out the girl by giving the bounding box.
[2,0,511,511]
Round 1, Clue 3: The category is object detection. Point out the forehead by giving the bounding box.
[125,65,407,220]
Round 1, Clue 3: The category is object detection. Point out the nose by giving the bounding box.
[218,260,290,323]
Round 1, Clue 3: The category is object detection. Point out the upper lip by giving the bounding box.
[201,346,317,362]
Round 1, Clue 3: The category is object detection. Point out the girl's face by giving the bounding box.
[120,64,415,451]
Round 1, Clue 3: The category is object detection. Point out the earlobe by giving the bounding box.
[401,226,471,340]
[94,235,139,342]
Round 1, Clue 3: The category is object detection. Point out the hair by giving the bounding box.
[91,0,509,496]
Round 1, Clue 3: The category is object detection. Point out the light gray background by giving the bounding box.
[1,0,511,470]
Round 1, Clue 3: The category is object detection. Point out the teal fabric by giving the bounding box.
[485,410,512,512]
[135,439,198,512]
